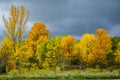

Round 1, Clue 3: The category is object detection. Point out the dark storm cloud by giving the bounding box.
[0,0,120,38]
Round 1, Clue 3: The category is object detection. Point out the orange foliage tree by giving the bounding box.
[24,22,50,67]
[25,22,50,51]
[60,35,76,64]
[88,29,112,67]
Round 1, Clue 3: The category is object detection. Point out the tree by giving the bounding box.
[115,42,120,65]
[2,5,30,49]
[72,42,81,65]
[11,43,34,69]
[25,22,50,67]
[36,42,47,68]
[1,5,29,72]
[77,34,96,66]
[0,36,15,72]
[37,36,62,70]
[107,37,120,66]
[25,22,50,52]
[88,29,112,67]
[60,35,76,64]
[111,37,120,53]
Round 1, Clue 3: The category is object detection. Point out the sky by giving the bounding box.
[0,0,120,40]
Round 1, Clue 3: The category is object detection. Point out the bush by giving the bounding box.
[0,63,6,74]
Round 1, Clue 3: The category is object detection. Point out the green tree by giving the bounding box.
[37,36,62,70]
[107,37,120,66]
[115,41,120,65]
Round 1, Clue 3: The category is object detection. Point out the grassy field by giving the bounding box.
[0,68,120,80]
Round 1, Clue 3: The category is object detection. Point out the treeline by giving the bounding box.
[0,5,120,73]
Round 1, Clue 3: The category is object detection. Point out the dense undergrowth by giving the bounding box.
[0,68,120,79]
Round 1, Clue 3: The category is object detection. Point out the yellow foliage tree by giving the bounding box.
[12,46,34,69]
[2,5,29,49]
[77,34,96,66]
[0,36,15,71]
[1,5,29,71]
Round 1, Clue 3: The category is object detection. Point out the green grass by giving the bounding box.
[0,68,120,79]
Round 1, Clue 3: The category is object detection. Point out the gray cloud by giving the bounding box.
[0,0,120,39]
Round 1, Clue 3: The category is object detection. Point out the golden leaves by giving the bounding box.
[78,33,96,64]
[60,35,76,60]
[88,29,112,66]
[3,5,29,43]
[0,5,117,70]
[61,35,74,53]
[27,22,50,45]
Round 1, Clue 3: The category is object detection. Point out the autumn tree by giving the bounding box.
[72,42,81,65]
[0,36,15,72]
[25,22,50,67]
[37,36,62,70]
[75,34,96,66]
[1,5,29,71]
[60,35,76,64]
[2,5,29,49]
[88,29,112,68]
[25,22,50,51]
